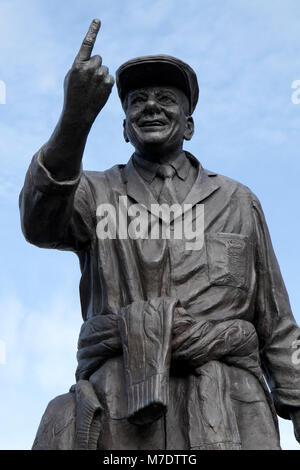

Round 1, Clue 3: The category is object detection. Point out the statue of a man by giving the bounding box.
[20,19,300,450]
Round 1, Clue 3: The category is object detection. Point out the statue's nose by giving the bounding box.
[144,98,160,113]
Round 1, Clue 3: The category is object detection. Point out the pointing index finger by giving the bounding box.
[75,19,101,62]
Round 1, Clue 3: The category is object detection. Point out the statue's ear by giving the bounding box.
[123,120,129,143]
[184,116,194,141]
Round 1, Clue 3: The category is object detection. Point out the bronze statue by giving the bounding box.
[19,19,300,450]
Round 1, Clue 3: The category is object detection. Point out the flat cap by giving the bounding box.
[116,55,199,115]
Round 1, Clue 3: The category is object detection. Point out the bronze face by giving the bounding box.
[123,86,194,159]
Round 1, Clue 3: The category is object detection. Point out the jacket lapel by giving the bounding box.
[182,159,220,209]
[123,157,158,213]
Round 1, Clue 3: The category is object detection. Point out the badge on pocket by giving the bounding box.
[206,233,249,290]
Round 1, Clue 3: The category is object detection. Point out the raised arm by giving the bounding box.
[43,18,114,180]
[20,19,114,251]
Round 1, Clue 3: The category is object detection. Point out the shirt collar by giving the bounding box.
[133,151,191,183]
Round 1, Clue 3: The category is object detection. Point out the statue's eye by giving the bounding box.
[132,96,146,104]
[158,95,174,104]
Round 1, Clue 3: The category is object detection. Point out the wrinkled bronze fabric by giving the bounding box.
[20,149,300,449]
[75,298,278,449]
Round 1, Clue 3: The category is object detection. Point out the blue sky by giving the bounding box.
[0,0,300,449]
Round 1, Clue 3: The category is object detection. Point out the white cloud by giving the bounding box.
[0,291,82,389]
[0,289,83,449]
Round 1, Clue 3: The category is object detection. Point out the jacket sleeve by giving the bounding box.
[19,148,96,252]
[252,196,300,419]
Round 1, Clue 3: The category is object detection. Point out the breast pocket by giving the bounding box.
[206,233,250,290]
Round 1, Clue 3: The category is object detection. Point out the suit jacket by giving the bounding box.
[19,149,300,449]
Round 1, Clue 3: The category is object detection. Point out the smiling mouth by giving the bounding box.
[139,120,167,127]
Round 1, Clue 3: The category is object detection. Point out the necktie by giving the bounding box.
[156,164,178,205]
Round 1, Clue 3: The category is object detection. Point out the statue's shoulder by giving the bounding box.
[83,164,125,186]
[188,152,256,201]
[204,167,256,199]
